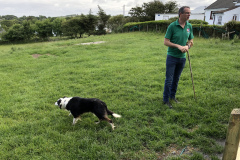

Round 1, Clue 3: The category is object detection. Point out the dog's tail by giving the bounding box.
[112,113,122,118]
[106,108,121,118]
[101,101,121,118]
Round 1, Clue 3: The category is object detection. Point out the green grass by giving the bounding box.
[0,32,239,159]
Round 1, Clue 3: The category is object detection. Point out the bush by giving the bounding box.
[123,20,171,32]
[224,20,240,38]
[189,19,208,25]
[2,24,25,42]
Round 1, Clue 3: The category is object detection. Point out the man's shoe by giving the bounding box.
[164,101,173,109]
[171,98,180,103]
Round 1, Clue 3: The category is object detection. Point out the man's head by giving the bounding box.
[178,6,191,21]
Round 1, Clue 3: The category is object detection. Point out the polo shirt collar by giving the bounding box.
[176,19,180,25]
[175,19,189,28]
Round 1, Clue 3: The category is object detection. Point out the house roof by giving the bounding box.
[191,6,206,13]
[214,5,240,13]
[205,0,240,9]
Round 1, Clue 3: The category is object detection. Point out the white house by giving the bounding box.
[190,6,206,20]
[205,0,240,25]
[155,13,178,20]
[155,6,205,21]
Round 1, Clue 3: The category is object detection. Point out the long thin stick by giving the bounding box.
[187,51,196,99]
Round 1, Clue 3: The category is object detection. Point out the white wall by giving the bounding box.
[190,13,205,20]
[204,9,225,25]
[221,7,240,25]
[155,14,178,20]
[206,7,240,25]
[155,13,204,21]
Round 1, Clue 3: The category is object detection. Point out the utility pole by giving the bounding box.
[123,5,125,16]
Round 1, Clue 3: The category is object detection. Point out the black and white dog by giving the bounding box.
[55,97,121,130]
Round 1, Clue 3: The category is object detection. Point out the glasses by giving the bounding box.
[183,12,191,15]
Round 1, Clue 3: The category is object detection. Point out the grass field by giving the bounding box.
[0,32,240,159]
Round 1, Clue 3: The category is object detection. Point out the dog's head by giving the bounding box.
[55,97,71,109]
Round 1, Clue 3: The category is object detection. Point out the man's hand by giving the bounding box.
[178,45,189,53]
[164,38,191,53]
[187,41,194,49]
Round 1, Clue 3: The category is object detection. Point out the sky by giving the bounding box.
[0,0,216,17]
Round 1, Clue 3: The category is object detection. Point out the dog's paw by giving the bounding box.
[95,121,100,124]
[72,118,78,125]
[110,123,116,130]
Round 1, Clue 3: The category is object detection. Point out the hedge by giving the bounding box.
[123,20,240,39]
[123,20,170,32]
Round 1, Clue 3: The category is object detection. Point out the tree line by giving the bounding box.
[0,0,178,42]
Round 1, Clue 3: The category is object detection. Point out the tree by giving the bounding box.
[0,20,18,31]
[1,20,34,42]
[85,10,98,36]
[22,20,34,40]
[129,0,178,21]
[107,15,126,33]
[129,6,146,22]
[38,15,47,21]
[61,20,73,38]
[34,19,53,40]
[164,1,178,13]
[2,24,25,41]
[96,5,111,35]
[26,16,38,23]
[77,15,87,38]
[62,16,86,38]
[0,15,18,20]
[143,0,165,21]
[52,18,65,37]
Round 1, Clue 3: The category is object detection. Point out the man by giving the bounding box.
[163,6,194,109]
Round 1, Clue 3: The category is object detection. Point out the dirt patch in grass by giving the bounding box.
[77,41,106,45]
[32,54,54,59]
[157,144,223,160]
[157,144,199,159]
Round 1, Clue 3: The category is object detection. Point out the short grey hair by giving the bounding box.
[178,6,190,17]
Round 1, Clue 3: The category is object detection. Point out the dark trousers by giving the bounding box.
[163,55,186,102]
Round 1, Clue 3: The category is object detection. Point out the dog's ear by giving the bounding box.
[63,96,66,98]
[55,99,62,107]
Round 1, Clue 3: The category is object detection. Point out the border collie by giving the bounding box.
[55,97,121,130]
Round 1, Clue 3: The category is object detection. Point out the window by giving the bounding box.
[233,14,238,21]
[217,16,222,25]
[210,11,214,20]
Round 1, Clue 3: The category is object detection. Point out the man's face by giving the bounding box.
[181,8,191,21]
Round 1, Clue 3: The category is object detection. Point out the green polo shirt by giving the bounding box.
[165,19,194,58]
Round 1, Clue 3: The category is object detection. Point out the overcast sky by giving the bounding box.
[0,0,215,17]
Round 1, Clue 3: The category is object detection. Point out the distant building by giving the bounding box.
[155,6,205,21]
[0,24,4,34]
[205,0,240,25]
[155,13,178,20]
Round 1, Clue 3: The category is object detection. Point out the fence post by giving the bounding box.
[222,109,240,160]
[199,22,202,37]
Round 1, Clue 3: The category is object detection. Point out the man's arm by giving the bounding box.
[164,38,189,53]
[187,39,194,49]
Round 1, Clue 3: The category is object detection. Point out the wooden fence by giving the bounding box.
[222,109,240,160]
